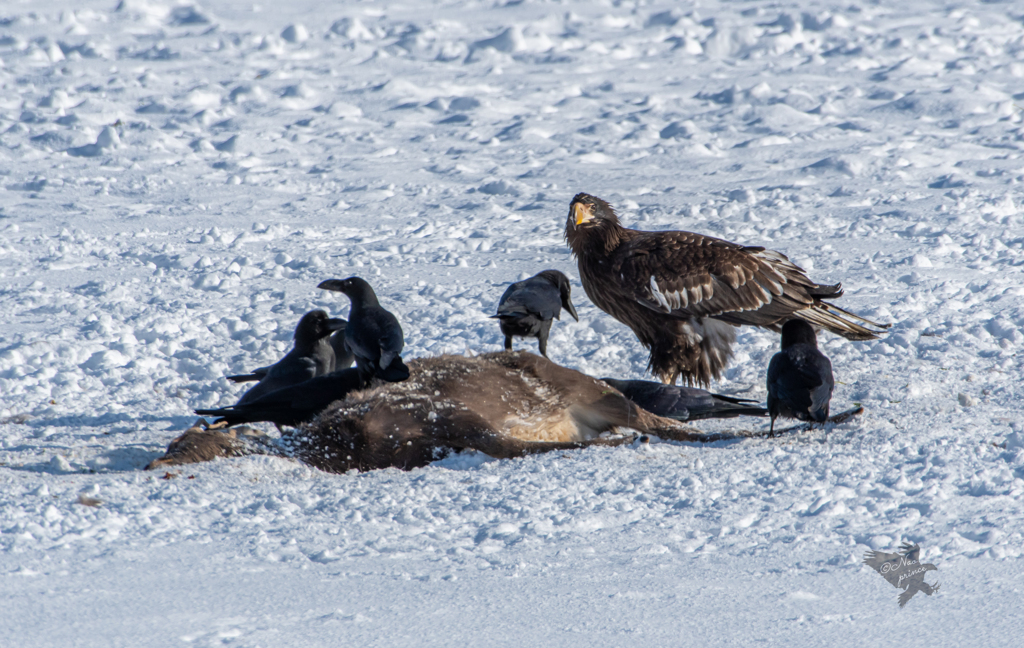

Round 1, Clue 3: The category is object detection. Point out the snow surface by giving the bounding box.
[2,0,1023,645]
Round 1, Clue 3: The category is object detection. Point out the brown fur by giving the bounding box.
[287,352,702,473]
[149,352,706,472]
[145,423,276,470]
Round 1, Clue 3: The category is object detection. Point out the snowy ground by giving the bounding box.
[1,0,1023,645]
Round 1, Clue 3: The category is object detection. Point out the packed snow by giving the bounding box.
[1,0,1023,645]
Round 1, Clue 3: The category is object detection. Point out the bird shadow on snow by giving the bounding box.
[3,444,165,475]
[654,419,861,450]
[430,449,500,471]
[86,445,167,472]
[18,412,200,430]
[2,415,198,474]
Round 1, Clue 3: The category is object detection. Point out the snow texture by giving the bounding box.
[1,0,1023,645]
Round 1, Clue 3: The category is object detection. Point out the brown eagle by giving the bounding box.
[564,193,889,386]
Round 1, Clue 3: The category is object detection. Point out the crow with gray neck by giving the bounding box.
[492,269,579,357]
[766,319,834,435]
[318,276,409,383]
[227,309,346,405]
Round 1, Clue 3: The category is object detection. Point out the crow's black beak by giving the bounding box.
[563,297,579,322]
[318,279,346,291]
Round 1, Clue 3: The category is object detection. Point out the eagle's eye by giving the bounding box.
[572,202,596,226]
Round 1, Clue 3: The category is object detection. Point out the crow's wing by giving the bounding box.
[376,309,405,369]
[236,355,319,406]
[197,369,363,427]
[602,378,767,421]
[804,349,834,420]
[497,283,561,321]
[262,353,319,385]
[494,282,520,315]
[226,365,271,383]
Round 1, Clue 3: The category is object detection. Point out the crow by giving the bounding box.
[766,319,834,435]
[491,269,579,357]
[227,316,352,382]
[600,378,767,421]
[318,276,409,383]
[196,368,363,428]
[226,309,346,405]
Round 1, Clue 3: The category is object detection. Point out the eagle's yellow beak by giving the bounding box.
[573,202,593,226]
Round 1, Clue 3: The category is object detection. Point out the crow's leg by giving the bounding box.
[354,359,375,387]
[537,320,552,358]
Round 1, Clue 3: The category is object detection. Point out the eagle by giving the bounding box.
[864,542,940,608]
[564,192,889,386]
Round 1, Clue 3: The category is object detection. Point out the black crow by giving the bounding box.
[317,276,409,383]
[226,310,346,405]
[233,320,355,376]
[600,378,767,421]
[491,269,579,357]
[196,368,363,427]
[766,319,834,435]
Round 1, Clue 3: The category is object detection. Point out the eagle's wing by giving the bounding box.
[615,231,821,324]
[863,550,905,589]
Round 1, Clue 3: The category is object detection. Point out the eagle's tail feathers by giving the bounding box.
[796,302,891,341]
[821,301,892,329]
